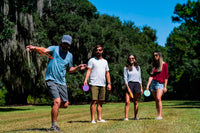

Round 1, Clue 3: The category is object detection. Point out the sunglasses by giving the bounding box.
[154,54,158,57]
[129,58,135,60]
[96,49,102,52]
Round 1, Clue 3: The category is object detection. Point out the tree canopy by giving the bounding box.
[0,0,199,105]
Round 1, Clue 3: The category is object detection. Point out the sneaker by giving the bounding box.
[134,117,139,120]
[91,120,96,124]
[155,116,163,120]
[97,119,106,123]
[50,125,60,132]
[124,118,129,121]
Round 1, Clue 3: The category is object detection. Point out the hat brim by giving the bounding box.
[62,41,71,45]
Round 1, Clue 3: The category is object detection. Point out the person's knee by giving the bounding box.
[134,100,138,105]
[91,100,97,105]
[126,100,130,105]
[97,101,103,106]
[54,99,61,107]
[155,97,161,102]
[157,98,162,102]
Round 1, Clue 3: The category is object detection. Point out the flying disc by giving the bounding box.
[129,91,134,98]
[36,47,54,59]
[144,90,151,97]
[82,85,89,92]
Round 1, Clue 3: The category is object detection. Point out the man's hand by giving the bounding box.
[84,80,88,85]
[78,64,87,70]
[26,45,36,52]
[107,84,111,91]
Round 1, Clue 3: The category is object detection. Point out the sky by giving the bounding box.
[88,0,189,46]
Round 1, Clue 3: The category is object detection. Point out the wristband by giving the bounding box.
[108,83,111,84]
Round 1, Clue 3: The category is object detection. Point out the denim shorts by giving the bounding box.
[150,80,164,92]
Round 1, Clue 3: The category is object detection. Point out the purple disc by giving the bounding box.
[82,85,89,92]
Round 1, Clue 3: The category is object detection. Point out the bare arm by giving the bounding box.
[106,71,111,91]
[68,64,87,73]
[26,45,50,53]
[140,84,143,95]
[84,68,92,85]
[146,76,153,90]
[163,78,168,93]
[125,84,131,93]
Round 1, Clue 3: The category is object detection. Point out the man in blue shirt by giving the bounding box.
[26,35,87,131]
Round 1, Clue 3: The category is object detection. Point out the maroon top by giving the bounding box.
[151,63,169,83]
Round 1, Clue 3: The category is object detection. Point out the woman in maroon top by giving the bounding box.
[146,51,169,120]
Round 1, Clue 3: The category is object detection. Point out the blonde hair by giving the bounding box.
[150,51,164,75]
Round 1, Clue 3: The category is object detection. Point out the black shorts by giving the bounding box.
[126,82,141,94]
[46,80,68,102]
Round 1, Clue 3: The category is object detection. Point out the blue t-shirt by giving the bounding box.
[45,46,73,85]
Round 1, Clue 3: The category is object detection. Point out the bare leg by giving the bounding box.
[125,93,130,119]
[133,93,140,118]
[152,89,163,117]
[97,101,103,121]
[51,98,61,122]
[90,100,97,121]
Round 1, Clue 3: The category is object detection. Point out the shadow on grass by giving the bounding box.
[67,118,155,123]
[165,106,200,109]
[11,128,50,132]
[67,119,126,123]
[136,118,155,120]
[0,107,32,112]
[105,118,124,121]
[67,120,90,123]
[106,118,155,121]
[163,101,200,109]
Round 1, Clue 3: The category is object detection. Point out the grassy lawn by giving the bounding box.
[0,100,199,133]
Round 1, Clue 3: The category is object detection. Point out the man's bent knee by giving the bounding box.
[54,98,61,107]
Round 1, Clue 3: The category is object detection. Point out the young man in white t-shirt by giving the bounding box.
[84,45,111,123]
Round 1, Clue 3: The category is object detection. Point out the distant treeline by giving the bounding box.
[0,0,199,105]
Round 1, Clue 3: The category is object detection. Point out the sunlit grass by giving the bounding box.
[0,100,199,133]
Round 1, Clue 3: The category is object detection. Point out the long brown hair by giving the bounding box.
[126,54,139,71]
[150,51,164,75]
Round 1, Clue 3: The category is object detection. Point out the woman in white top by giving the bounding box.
[124,54,143,120]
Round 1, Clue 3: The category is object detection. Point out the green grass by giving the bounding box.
[0,100,199,133]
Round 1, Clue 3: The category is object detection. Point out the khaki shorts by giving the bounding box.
[91,86,105,101]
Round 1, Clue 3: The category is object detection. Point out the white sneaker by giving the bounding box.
[124,118,129,121]
[91,120,96,124]
[134,117,139,120]
[97,119,106,123]
[155,117,163,120]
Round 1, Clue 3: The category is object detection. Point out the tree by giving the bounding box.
[166,0,200,99]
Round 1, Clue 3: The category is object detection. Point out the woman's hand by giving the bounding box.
[163,87,167,93]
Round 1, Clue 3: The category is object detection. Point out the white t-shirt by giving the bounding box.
[124,66,142,84]
[87,57,109,87]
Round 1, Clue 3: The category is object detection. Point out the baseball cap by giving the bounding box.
[61,35,72,45]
